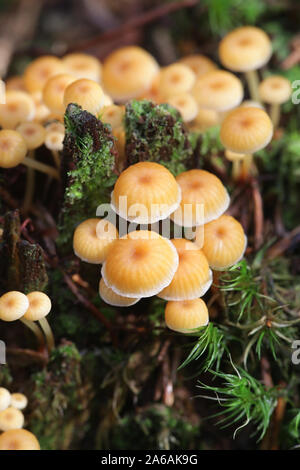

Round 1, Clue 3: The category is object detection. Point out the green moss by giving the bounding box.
[125,100,193,175]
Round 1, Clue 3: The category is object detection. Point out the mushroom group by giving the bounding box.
[73,161,247,333]
[0,387,40,450]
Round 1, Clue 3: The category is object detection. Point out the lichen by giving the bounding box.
[125,100,193,175]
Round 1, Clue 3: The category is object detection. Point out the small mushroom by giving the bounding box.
[43,73,75,115]
[219,26,272,101]
[16,122,46,150]
[220,106,273,178]
[10,393,28,411]
[24,56,66,94]
[101,230,179,298]
[102,46,159,102]
[159,63,196,98]
[189,107,220,131]
[111,162,181,224]
[73,218,118,264]
[62,53,102,82]
[0,291,29,322]
[0,407,24,431]
[192,70,243,113]
[0,388,11,412]
[258,75,292,128]
[198,215,247,270]
[100,104,125,130]
[170,169,230,227]
[23,291,54,352]
[225,149,246,181]
[63,78,105,115]
[165,298,209,333]
[0,90,35,129]
[0,429,40,450]
[167,93,198,122]
[158,239,212,300]
[179,54,217,77]
[99,278,140,307]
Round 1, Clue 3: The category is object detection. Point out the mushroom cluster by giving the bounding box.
[73,162,247,333]
[0,290,54,352]
[0,387,40,450]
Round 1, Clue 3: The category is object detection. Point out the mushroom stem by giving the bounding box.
[270,103,281,129]
[245,70,260,102]
[241,154,253,180]
[19,318,45,349]
[38,317,55,352]
[22,150,35,214]
[22,156,60,180]
[50,150,60,169]
[232,160,241,181]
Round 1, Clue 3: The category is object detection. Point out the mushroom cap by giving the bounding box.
[0,90,35,129]
[45,121,65,134]
[159,63,196,98]
[0,407,24,431]
[0,429,40,450]
[101,230,179,298]
[0,130,28,168]
[24,56,66,93]
[31,92,51,123]
[99,278,140,307]
[192,70,243,112]
[6,76,25,92]
[43,73,76,114]
[219,26,272,72]
[63,78,105,115]
[170,169,230,227]
[241,100,265,110]
[16,122,46,150]
[225,149,246,162]
[259,75,292,104]
[23,291,52,321]
[192,107,220,131]
[179,54,217,77]
[0,388,11,412]
[111,162,181,224]
[10,393,28,410]
[165,298,209,333]
[100,104,124,129]
[138,73,162,103]
[220,106,273,153]
[73,218,118,264]
[199,215,247,270]
[158,239,212,300]
[102,46,159,102]
[44,131,64,151]
[0,291,29,321]
[62,53,102,82]
[167,93,198,122]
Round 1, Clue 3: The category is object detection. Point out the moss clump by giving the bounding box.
[58,103,118,248]
[125,100,193,175]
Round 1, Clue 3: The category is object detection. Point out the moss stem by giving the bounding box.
[38,317,55,352]
[245,70,260,102]
[23,156,60,180]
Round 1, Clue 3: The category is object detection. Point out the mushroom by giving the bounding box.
[219,26,272,102]
[111,162,181,224]
[258,75,292,128]
[0,407,24,431]
[62,53,102,82]
[23,291,54,352]
[220,106,273,179]
[167,93,198,122]
[0,129,59,179]
[0,388,11,412]
[192,70,244,113]
[24,56,66,94]
[179,54,217,77]
[197,215,247,270]
[6,76,25,92]
[100,104,125,130]
[16,122,46,150]
[10,393,28,411]
[0,291,29,321]
[158,63,196,98]
[101,230,179,298]
[165,298,209,333]
[42,73,75,115]
[158,239,212,300]
[0,429,40,450]
[0,90,35,129]
[170,169,230,227]
[102,46,159,102]
[190,107,220,131]
[63,78,105,115]
[99,278,140,307]
[73,218,118,264]
[45,121,65,135]
[44,131,64,169]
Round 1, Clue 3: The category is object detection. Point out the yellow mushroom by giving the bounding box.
[165,298,209,333]
[0,429,40,450]
[0,291,29,321]
[99,278,140,307]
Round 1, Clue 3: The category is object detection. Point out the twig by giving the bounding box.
[67,0,198,53]
[252,179,264,250]
[267,225,300,259]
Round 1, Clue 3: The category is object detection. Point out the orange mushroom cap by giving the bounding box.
[99,278,140,307]
[0,429,40,450]
[165,298,209,333]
